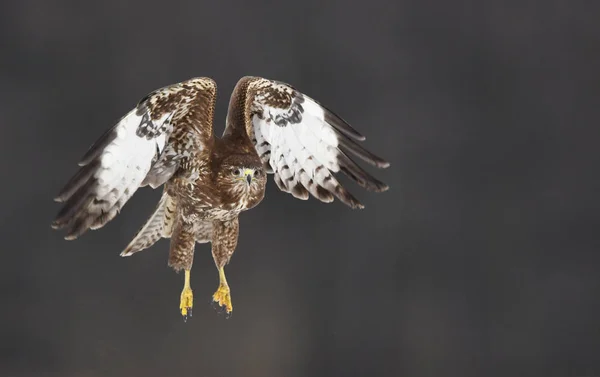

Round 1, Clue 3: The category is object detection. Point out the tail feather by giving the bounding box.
[161,194,177,238]
[120,191,176,256]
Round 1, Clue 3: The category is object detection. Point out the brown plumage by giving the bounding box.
[52,76,389,320]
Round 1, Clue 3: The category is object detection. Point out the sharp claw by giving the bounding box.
[214,305,231,318]
[211,294,233,318]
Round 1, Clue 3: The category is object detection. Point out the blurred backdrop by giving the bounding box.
[1,1,599,376]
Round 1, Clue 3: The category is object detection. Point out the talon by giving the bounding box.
[179,270,194,320]
[212,283,233,314]
[212,267,233,315]
[180,287,193,318]
[211,301,231,318]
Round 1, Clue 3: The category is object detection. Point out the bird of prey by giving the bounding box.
[52,76,389,320]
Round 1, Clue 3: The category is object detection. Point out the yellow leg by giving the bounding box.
[212,267,232,314]
[180,270,193,320]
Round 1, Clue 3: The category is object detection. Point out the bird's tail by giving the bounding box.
[120,190,177,257]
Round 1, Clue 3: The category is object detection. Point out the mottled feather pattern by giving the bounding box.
[161,193,178,238]
[121,191,170,256]
[249,125,273,173]
[277,130,310,200]
[168,216,196,271]
[141,127,204,189]
[136,111,173,140]
[243,77,389,209]
[272,94,304,126]
[141,144,183,188]
[52,109,166,239]
[271,140,292,192]
[53,76,388,318]
[211,218,239,268]
[193,221,213,244]
[52,77,217,240]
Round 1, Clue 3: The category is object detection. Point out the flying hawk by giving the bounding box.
[52,76,389,320]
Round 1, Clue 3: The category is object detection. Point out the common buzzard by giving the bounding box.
[52,76,389,320]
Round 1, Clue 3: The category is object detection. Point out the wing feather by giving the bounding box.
[243,77,389,209]
[52,77,217,240]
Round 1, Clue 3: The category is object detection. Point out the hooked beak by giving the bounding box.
[243,168,253,185]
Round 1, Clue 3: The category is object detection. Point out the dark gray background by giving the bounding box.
[1,1,599,376]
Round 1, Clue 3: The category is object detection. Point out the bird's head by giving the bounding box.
[216,153,267,210]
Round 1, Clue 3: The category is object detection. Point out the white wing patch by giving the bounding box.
[52,76,217,242]
[52,108,173,239]
[247,78,389,209]
[94,109,165,199]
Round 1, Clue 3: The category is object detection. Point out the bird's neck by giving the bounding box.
[218,129,255,155]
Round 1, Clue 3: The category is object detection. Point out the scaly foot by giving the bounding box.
[180,286,193,319]
[179,270,193,321]
[212,283,232,314]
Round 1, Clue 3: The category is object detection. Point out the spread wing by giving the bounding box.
[52,77,217,240]
[242,77,389,209]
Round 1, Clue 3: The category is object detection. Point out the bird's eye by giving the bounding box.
[253,170,262,177]
[232,168,241,176]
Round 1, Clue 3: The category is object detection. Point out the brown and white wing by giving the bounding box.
[244,77,389,209]
[52,77,217,240]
